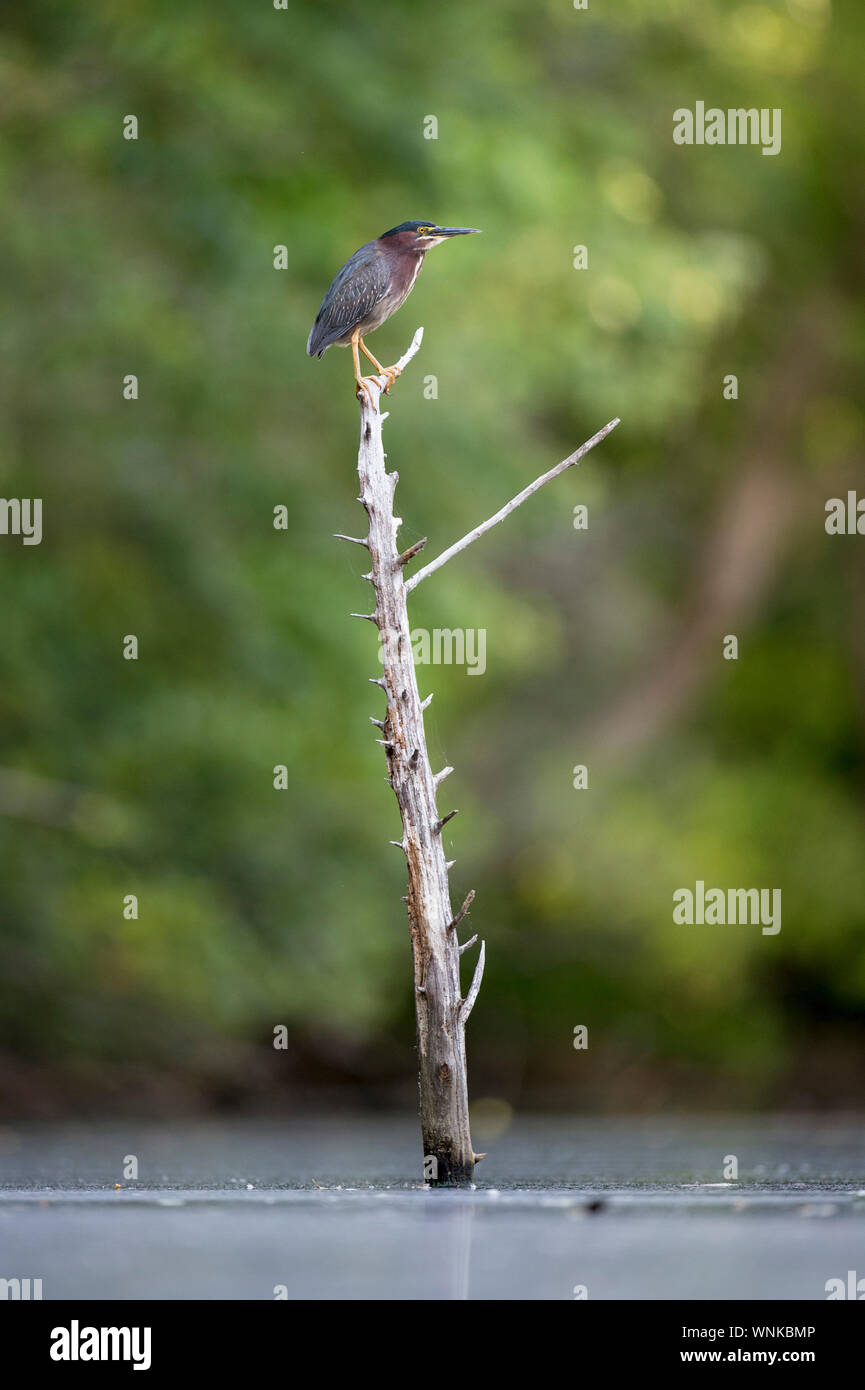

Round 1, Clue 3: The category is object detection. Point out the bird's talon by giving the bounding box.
[356,376,380,411]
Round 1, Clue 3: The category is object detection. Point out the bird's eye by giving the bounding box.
[418,226,433,235]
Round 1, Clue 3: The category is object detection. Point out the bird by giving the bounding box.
[307,221,481,408]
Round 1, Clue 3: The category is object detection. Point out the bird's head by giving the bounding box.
[380,221,481,251]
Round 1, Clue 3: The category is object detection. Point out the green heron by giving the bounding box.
[307,221,480,408]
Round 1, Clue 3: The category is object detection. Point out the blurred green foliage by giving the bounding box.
[1,0,864,1112]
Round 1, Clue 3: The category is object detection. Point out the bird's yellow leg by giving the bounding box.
[358,339,386,373]
[359,337,401,394]
[351,331,378,410]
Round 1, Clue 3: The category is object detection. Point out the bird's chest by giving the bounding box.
[380,253,424,318]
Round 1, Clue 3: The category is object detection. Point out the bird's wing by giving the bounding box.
[307,243,390,357]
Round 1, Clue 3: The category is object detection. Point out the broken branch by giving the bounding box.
[460,940,486,1025]
[405,417,621,594]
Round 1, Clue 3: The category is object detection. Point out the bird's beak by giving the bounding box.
[432,227,482,236]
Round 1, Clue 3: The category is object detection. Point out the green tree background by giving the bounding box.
[1,0,863,1114]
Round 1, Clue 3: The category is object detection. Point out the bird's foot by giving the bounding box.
[355,376,381,411]
[378,365,402,395]
[356,365,402,408]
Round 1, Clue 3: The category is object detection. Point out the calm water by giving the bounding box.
[1,1115,863,1299]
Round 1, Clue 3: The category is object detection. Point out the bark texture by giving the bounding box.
[350,331,478,1184]
[340,327,618,1185]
